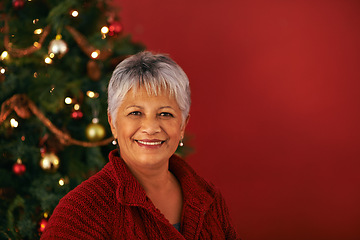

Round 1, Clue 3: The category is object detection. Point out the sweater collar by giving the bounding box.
[108,149,215,210]
[109,150,148,206]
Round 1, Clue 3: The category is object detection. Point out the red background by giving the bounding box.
[113,0,360,239]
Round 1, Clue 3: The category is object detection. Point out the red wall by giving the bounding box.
[113,0,360,239]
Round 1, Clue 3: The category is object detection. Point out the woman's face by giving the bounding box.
[109,86,187,170]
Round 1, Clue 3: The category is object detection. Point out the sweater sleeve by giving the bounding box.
[41,174,117,239]
[213,191,241,240]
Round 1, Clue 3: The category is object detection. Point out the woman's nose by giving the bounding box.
[141,117,161,135]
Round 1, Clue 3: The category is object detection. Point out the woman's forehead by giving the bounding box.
[126,85,173,98]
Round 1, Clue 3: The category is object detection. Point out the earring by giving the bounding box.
[179,139,184,147]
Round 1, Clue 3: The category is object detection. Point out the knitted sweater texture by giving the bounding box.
[41,150,239,239]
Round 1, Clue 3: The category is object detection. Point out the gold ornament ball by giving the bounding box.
[86,122,106,141]
[40,153,60,173]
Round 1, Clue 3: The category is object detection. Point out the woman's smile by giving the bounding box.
[135,139,165,147]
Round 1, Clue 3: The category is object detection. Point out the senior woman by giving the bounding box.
[42,51,239,239]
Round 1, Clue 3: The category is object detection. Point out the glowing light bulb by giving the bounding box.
[71,10,79,17]
[0,67,5,74]
[101,26,109,34]
[1,51,9,60]
[86,90,99,98]
[74,104,80,110]
[44,57,52,64]
[64,97,72,104]
[87,91,95,98]
[91,50,100,59]
[34,28,43,34]
[10,118,19,128]
[40,222,46,231]
[59,178,65,186]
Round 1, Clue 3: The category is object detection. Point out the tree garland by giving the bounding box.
[3,17,113,59]
[0,94,113,147]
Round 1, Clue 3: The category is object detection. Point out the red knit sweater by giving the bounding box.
[41,150,240,239]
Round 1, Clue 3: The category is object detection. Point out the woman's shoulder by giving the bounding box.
[41,162,119,239]
[169,154,221,203]
[60,161,118,206]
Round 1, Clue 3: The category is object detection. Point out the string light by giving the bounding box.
[64,97,72,104]
[59,178,65,186]
[34,28,43,34]
[87,91,95,98]
[58,177,69,186]
[101,26,109,39]
[10,118,19,128]
[32,19,39,24]
[91,50,100,59]
[1,51,9,60]
[44,57,52,64]
[101,26,109,34]
[39,220,47,232]
[86,90,99,98]
[74,104,80,111]
[71,10,79,17]
[0,67,5,74]
[49,53,55,58]
[33,42,40,48]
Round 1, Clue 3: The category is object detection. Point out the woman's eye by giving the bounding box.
[129,111,141,116]
[159,112,174,117]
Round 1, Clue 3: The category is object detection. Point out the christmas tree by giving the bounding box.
[0,0,145,238]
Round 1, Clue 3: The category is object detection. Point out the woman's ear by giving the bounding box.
[108,113,117,139]
[180,114,190,135]
[184,114,190,127]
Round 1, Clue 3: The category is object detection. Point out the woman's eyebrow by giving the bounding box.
[125,105,143,109]
[159,106,174,110]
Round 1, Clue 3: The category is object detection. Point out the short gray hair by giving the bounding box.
[107,51,191,123]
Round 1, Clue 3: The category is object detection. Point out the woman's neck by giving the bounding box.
[122,156,183,224]
[126,161,173,193]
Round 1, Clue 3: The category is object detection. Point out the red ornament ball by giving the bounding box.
[108,21,123,36]
[71,110,83,119]
[12,159,26,176]
[12,0,25,9]
[38,218,48,233]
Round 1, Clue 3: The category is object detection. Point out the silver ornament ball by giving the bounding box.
[48,39,68,57]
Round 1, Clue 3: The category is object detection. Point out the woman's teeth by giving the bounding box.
[137,140,162,145]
